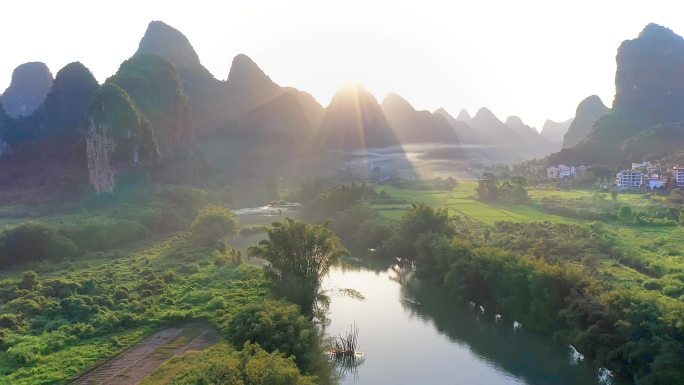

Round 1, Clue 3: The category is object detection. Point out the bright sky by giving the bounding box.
[1,0,682,129]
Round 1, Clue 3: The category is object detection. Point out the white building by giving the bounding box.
[631,161,651,170]
[547,164,576,179]
[576,165,588,177]
[671,166,684,188]
[632,161,659,174]
[616,170,643,190]
[646,178,665,190]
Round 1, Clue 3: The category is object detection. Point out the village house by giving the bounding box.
[620,161,667,190]
[670,166,684,188]
[616,169,643,190]
[547,164,576,179]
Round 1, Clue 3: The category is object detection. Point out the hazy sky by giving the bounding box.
[1,0,683,129]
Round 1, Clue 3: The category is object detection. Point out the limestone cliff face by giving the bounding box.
[1,62,53,118]
[0,101,8,155]
[85,83,158,193]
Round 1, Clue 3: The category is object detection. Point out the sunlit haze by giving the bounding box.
[1,0,682,129]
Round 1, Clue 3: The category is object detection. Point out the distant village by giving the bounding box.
[546,162,684,190]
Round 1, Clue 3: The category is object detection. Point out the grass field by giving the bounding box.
[374,181,650,224]
[374,181,579,224]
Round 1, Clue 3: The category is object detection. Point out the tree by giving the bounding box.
[190,206,239,245]
[476,173,499,201]
[248,218,347,316]
[610,190,618,201]
[18,271,38,291]
[383,202,455,259]
[617,205,634,223]
[668,188,684,204]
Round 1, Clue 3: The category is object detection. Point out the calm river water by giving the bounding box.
[324,265,628,385]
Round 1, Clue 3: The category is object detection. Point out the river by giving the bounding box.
[323,265,627,385]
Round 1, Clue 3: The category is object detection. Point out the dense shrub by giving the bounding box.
[380,202,454,259]
[239,224,270,237]
[0,222,80,267]
[168,343,316,385]
[190,205,239,245]
[301,183,375,222]
[330,204,395,251]
[225,301,317,371]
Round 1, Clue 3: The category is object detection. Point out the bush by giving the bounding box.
[225,301,316,371]
[239,224,270,237]
[168,343,315,385]
[190,206,239,245]
[0,222,80,267]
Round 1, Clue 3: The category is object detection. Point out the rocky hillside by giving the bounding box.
[84,83,157,193]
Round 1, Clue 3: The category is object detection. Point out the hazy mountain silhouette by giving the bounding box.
[230,91,313,144]
[505,116,538,140]
[317,84,399,151]
[540,118,572,143]
[1,62,53,118]
[434,108,480,145]
[456,109,472,124]
[283,86,325,128]
[468,108,520,145]
[381,93,460,144]
[505,116,556,157]
[561,95,608,148]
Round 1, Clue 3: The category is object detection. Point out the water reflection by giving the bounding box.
[399,278,606,385]
[325,265,631,385]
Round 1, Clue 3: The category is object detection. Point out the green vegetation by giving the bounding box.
[0,222,80,267]
[226,301,318,371]
[190,205,240,245]
[108,53,192,153]
[142,342,316,385]
[0,183,335,385]
[0,185,208,270]
[476,173,528,203]
[0,233,268,384]
[249,219,347,316]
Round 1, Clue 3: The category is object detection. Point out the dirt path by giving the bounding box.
[70,323,219,385]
